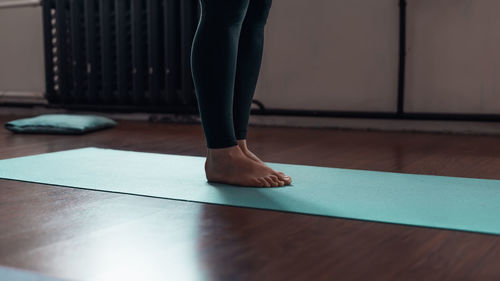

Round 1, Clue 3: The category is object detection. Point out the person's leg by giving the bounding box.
[190,0,287,187]
[233,0,272,141]
[232,0,292,185]
[191,0,249,149]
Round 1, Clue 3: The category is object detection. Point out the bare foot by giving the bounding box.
[205,145,286,188]
[237,139,292,185]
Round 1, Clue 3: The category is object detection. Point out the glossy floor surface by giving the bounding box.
[1,115,500,281]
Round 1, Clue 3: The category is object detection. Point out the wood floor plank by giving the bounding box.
[1,114,500,281]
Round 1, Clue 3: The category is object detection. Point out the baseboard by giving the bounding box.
[1,105,500,135]
[0,91,47,105]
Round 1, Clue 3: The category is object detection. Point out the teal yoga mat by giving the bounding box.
[1,147,499,235]
[0,266,68,281]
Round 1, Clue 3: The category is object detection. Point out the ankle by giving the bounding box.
[236,139,248,151]
[207,144,241,160]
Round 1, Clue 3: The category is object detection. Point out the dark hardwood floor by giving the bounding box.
[1,114,499,281]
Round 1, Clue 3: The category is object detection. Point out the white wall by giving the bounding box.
[405,0,500,114]
[255,0,400,112]
[1,0,500,115]
[0,1,45,92]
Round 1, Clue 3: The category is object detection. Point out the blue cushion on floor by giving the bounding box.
[4,114,117,135]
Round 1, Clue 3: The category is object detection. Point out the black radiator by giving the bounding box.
[42,0,199,112]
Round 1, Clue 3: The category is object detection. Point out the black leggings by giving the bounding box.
[190,0,273,149]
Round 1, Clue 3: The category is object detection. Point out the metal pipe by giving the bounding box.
[0,0,42,9]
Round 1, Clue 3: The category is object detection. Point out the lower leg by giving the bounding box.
[191,0,248,149]
[233,0,273,140]
[231,0,291,184]
[191,0,285,187]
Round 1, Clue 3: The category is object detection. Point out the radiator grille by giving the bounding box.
[42,0,199,110]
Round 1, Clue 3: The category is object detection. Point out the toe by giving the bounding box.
[274,178,285,186]
[259,177,271,187]
[268,175,279,187]
[275,171,291,185]
[269,175,284,187]
[264,176,276,187]
[263,176,275,187]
